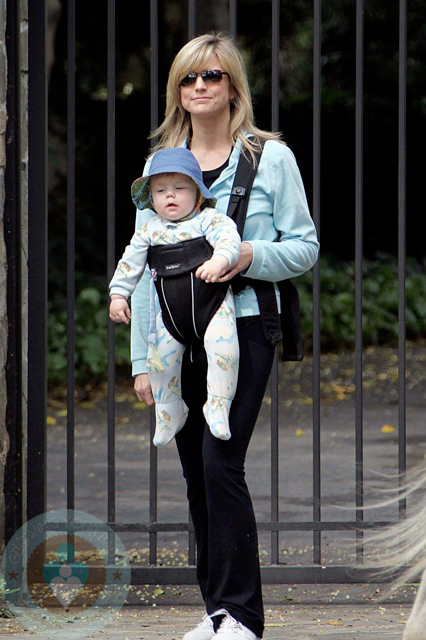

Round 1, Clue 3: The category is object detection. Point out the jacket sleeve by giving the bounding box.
[242,142,319,282]
[129,208,154,376]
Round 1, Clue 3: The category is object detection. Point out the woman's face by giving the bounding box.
[179,54,235,122]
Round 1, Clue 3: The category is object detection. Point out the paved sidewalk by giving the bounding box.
[25,345,424,640]
[0,584,415,639]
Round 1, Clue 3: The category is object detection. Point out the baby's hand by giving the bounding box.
[109,296,131,324]
[196,255,229,283]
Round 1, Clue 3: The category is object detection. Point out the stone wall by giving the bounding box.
[0,0,28,552]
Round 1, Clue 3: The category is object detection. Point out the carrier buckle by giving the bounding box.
[231,186,246,196]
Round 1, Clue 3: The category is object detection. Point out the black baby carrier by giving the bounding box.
[147,237,228,344]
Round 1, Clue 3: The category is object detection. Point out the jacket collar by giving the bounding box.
[181,135,249,190]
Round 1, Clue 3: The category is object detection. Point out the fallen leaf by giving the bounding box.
[295,428,305,437]
[132,401,147,410]
[48,398,66,409]
[80,401,95,409]
[381,424,396,433]
[47,416,57,425]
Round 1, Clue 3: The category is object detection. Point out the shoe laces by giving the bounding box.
[215,611,247,637]
[197,614,213,629]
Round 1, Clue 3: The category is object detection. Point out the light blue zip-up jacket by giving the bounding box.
[130,137,319,376]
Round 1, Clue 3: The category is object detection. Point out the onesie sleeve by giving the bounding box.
[201,209,241,267]
[109,222,151,298]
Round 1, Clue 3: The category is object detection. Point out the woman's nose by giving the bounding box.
[194,75,207,90]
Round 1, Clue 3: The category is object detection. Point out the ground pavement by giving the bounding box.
[0,583,416,638]
[6,345,424,639]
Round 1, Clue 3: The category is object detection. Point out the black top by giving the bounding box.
[202,155,231,189]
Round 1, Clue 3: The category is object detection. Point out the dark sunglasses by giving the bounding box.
[179,69,230,87]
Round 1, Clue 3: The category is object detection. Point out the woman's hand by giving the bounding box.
[134,373,155,406]
[218,242,253,282]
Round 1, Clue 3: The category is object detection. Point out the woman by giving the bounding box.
[130,33,319,640]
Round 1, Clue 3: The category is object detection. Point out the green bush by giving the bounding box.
[48,256,426,383]
[48,287,130,384]
[296,254,426,350]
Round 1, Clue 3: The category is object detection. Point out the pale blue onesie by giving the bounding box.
[109,206,241,446]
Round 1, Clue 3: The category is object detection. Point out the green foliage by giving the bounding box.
[296,255,426,351]
[48,287,130,384]
[48,257,426,383]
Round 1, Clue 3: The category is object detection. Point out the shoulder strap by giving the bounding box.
[226,143,264,237]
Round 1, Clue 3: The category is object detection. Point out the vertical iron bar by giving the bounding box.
[188,0,196,40]
[5,0,23,543]
[398,0,407,516]
[271,0,279,131]
[27,0,47,522]
[149,417,158,565]
[187,16,196,557]
[270,0,280,565]
[150,0,159,139]
[149,0,159,565]
[67,0,76,513]
[229,0,237,39]
[312,0,322,565]
[270,350,279,563]
[107,0,116,534]
[355,0,364,560]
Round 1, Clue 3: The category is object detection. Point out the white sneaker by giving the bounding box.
[212,609,260,640]
[182,613,215,640]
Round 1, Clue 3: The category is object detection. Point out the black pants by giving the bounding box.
[175,316,275,639]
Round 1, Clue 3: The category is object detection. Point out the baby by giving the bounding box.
[109,148,241,446]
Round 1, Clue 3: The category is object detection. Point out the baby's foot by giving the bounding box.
[203,395,232,440]
[153,400,188,446]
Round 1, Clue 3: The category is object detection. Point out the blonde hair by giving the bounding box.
[150,33,281,159]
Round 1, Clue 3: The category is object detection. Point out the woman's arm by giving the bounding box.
[236,141,319,282]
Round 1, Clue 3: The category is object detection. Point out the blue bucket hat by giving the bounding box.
[131,148,217,211]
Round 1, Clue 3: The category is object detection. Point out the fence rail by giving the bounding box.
[6,0,409,584]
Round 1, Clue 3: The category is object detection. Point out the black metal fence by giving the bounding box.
[6,0,411,584]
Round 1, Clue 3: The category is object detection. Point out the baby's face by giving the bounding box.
[150,173,198,221]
